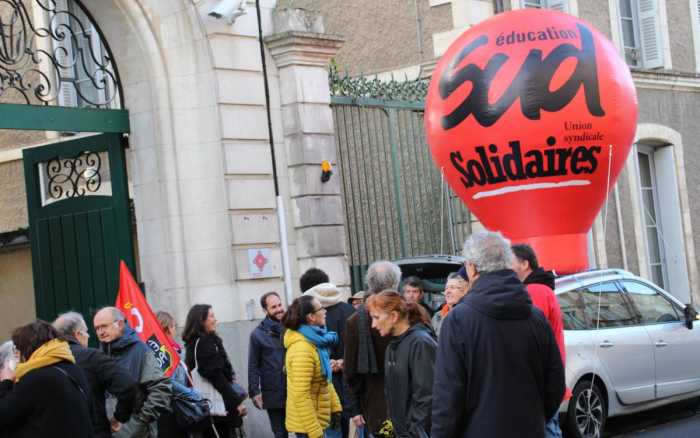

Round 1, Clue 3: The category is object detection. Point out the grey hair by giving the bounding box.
[365,260,402,294]
[98,306,126,322]
[447,272,465,282]
[462,231,514,274]
[53,311,88,336]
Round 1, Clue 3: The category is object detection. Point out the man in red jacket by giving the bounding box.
[512,244,567,438]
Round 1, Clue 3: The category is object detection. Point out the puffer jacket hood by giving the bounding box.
[464,269,532,320]
[105,325,143,353]
[303,282,349,308]
[283,328,306,349]
[524,267,556,289]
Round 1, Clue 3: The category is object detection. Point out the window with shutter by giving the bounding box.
[692,0,700,71]
[638,0,664,68]
[521,0,569,12]
[51,0,78,107]
[546,0,569,12]
[617,0,664,69]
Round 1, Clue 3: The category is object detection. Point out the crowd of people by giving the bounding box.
[0,230,568,438]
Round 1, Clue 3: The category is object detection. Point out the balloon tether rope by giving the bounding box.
[587,144,614,416]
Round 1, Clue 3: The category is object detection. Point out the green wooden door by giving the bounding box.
[23,133,135,322]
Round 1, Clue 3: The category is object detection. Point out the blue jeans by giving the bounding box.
[325,427,342,438]
[545,414,563,438]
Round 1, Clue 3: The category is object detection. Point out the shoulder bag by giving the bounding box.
[190,338,227,417]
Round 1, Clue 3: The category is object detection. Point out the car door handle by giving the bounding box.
[599,341,614,348]
[655,340,668,347]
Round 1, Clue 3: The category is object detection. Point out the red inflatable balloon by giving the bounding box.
[425,9,637,274]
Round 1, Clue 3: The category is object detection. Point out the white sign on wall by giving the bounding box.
[248,248,273,278]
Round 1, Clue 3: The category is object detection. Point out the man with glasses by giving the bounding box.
[54,311,138,438]
[93,307,171,438]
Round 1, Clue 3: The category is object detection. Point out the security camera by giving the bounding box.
[208,0,246,24]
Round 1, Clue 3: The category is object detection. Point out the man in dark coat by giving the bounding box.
[431,231,565,438]
[54,311,138,438]
[94,307,171,438]
[301,268,356,437]
[248,291,287,438]
[344,260,402,437]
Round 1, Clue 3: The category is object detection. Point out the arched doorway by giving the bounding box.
[0,0,134,328]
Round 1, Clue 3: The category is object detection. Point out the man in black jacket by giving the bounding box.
[54,311,138,438]
[431,231,565,438]
[248,291,287,438]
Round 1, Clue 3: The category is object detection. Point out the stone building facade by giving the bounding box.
[2,0,700,434]
[302,0,700,306]
[0,0,348,433]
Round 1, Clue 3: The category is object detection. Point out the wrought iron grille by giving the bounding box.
[0,0,121,108]
[329,62,428,101]
[39,149,111,206]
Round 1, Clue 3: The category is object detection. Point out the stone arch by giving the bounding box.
[79,0,233,321]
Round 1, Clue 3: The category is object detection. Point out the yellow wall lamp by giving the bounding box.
[321,160,333,183]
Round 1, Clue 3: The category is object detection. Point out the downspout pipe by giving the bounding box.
[255,0,294,305]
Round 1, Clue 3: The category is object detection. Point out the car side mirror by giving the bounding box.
[684,305,698,330]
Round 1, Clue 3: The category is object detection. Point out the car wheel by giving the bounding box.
[566,379,607,438]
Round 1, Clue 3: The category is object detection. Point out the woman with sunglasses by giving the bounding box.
[283,295,342,438]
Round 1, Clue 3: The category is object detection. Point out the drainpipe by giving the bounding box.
[255,0,294,305]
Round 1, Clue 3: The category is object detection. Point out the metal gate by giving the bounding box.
[332,93,474,290]
[0,0,133,323]
[23,133,135,322]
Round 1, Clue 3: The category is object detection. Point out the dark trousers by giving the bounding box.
[332,373,349,438]
[267,408,288,438]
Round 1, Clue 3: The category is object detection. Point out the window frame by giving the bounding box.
[636,145,669,289]
[610,0,671,69]
[619,279,682,325]
[559,280,641,330]
[512,0,577,14]
[618,0,642,67]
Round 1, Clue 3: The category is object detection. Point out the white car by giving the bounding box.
[556,269,700,438]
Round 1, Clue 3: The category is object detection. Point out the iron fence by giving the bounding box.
[332,96,475,290]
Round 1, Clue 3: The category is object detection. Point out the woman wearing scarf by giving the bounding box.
[0,320,92,438]
[367,291,437,438]
[431,273,470,337]
[283,295,342,438]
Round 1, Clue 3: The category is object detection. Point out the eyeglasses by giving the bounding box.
[311,307,326,314]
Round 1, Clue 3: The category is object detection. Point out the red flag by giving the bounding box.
[115,261,180,377]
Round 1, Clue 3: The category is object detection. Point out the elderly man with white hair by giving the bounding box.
[93,307,171,438]
[431,231,565,438]
[343,260,402,437]
[53,311,138,438]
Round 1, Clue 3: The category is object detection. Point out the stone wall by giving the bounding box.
[286,0,453,75]
[0,247,35,339]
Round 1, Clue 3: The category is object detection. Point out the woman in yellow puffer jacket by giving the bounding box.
[282,295,342,438]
